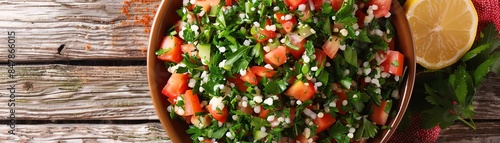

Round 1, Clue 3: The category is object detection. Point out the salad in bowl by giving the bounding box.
[147,0,415,142]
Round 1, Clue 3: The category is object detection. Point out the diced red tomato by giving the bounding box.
[298,6,312,21]
[158,36,184,63]
[284,0,307,10]
[287,39,306,59]
[333,85,348,114]
[367,0,392,18]
[181,43,197,56]
[183,115,192,124]
[239,105,254,115]
[250,66,277,78]
[264,46,288,67]
[255,20,277,43]
[355,9,366,29]
[275,13,298,33]
[315,48,327,68]
[206,104,229,123]
[228,75,248,92]
[162,72,190,99]
[180,90,203,116]
[313,113,337,133]
[167,98,176,105]
[312,0,324,10]
[240,69,258,85]
[258,105,270,118]
[370,100,391,125]
[296,134,308,143]
[381,50,404,76]
[175,20,187,34]
[225,0,232,6]
[194,1,212,12]
[322,36,341,59]
[284,80,315,101]
[330,0,343,11]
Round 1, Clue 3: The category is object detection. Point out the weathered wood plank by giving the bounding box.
[438,122,500,143]
[472,74,500,120]
[0,0,160,62]
[0,65,158,120]
[0,65,498,120]
[0,123,171,142]
[0,122,497,142]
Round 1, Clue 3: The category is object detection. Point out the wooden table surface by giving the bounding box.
[0,0,498,142]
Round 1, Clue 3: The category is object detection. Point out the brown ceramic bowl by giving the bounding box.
[147,1,415,142]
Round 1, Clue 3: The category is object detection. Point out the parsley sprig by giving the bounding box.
[401,23,500,130]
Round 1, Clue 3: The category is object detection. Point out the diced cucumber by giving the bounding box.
[250,26,258,36]
[253,130,268,141]
[340,78,353,89]
[297,24,315,39]
[197,44,211,62]
[245,2,255,15]
[265,38,280,50]
[208,5,219,17]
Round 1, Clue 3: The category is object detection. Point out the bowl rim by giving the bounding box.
[147,0,416,142]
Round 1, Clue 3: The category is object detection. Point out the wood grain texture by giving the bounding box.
[472,75,500,120]
[0,0,160,62]
[0,65,498,121]
[437,122,500,143]
[0,123,171,142]
[0,122,498,143]
[0,65,159,120]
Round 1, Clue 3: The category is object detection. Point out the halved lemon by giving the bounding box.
[404,0,478,69]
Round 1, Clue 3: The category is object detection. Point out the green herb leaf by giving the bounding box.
[264,80,288,94]
[461,43,491,62]
[344,46,358,67]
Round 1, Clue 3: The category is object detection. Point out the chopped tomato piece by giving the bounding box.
[355,9,366,29]
[240,69,258,85]
[225,0,232,6]
[275,13,298,33]
[296,134,318,142]
[250,66,277,78]
[158,36,184,63]
[255,20,277,42]
[258,106,270,118]
[313,113,337,133]
[287,39,306,59]
[228,75,248,92]
[333,84,348,114]
[162,72,190,99]
[367,0,392,18]
[179,90,203,116]
[175,20,187,34]
[381,50,404,76]
[239,105,254,115]
[284,0,307,10]
[206,104,229,123]
[312,0,324,10]
[322,36,341,59]
[181,43,197,56]
[315,48,327,68]
[370,100,391,125]
[330,0,343,11]
[194,1,212,12]
[284,80,315,101]
[264,46,288,67]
